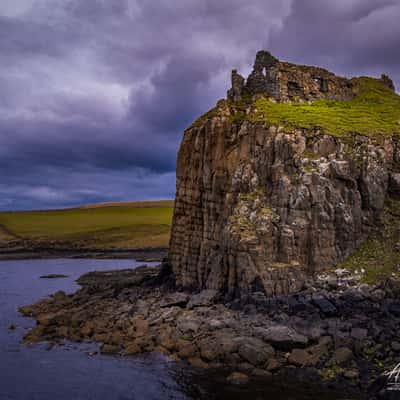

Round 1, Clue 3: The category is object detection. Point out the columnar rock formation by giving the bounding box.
[169,51,399,298]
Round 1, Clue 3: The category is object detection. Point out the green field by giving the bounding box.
[0,200,174,251]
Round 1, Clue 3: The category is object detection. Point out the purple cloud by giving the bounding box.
[0,0,398,210]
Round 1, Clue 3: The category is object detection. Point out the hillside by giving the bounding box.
[0,200,174,259]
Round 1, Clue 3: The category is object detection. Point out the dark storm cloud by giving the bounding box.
[0,0,291,209]
[0,0,398,210]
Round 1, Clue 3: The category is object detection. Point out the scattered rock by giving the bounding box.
[265,358,281,372]
[124,342,141,355]
[252,368,272,379]
[188,357,209,369]
[39,274,69,279]
[160,292,189,308]
[237,362,254,374]
[100,344,120,354]
[341,289,364,304]
[177,342,197,359]
[334,347,353,365]
[52,291,68,301]
[287,344,326,367]
[238,337,274,366]
[226,372,249,385]
[343,369,359,380]
[198,338,223,361]
[350,328,368,341]
[131,316,149,337]
[391,342,400,352]
[370,289,385,302]
[312,297,337,317]
[18,263,400,398]
[187,290,219,309]
[256,325,308,350]
[388,303,400,317]
[176,316,201,333]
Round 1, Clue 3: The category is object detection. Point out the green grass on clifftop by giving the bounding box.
[252,78,400,138]
[0,200,174,251]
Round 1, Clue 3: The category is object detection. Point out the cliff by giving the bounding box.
[169,50,400,298]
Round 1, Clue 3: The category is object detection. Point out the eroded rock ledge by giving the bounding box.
[20,266,400,398]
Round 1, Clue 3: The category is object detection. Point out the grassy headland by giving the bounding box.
[252,77,400,138]
[0,200,174,259]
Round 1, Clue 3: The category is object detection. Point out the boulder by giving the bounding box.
[40,274,68,279]
[101,344,119,354]
[256,325,308,350]
[160,292,189,308]
[187,290,219,309]
[334,347,353,365]
[343,369,360,380]
[312,297,337,317]
[350,328,368,341]
[198,337,223,361]
[391,342,400,352]
[226,372,249,385]
[388,303,400,317]
[252,369,272,379]
[237,337,275,366]
[288,342,328,367]
[389,173,400,197]
[176,316,201,334]
[177,341,197,359]
[188,357,209,369]
[131,317,149,337]
[288,349,316,367]
[124,342,141,355]
[265,357,281,372]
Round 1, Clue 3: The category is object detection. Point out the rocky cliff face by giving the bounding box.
[169,51,400,298]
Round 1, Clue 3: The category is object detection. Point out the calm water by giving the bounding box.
[0,259,204,400]
[0,259,356,400]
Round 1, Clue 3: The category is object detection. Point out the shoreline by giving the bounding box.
[18,264,400,399]
[0,247,168,262]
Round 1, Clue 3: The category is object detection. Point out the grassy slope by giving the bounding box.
[81,200,174,209]
[340,199,400,284]
[0,200,174,251]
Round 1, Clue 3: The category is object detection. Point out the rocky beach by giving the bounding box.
[20,263,399,399]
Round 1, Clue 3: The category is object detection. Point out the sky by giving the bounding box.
[0,0,399,210]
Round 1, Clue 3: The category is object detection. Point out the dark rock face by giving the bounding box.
[381,74,396,92]
[169,51,398,298]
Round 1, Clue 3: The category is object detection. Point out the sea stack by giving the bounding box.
[169,50,399,298]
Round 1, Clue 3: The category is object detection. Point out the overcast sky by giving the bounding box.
[1,0,399,210]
